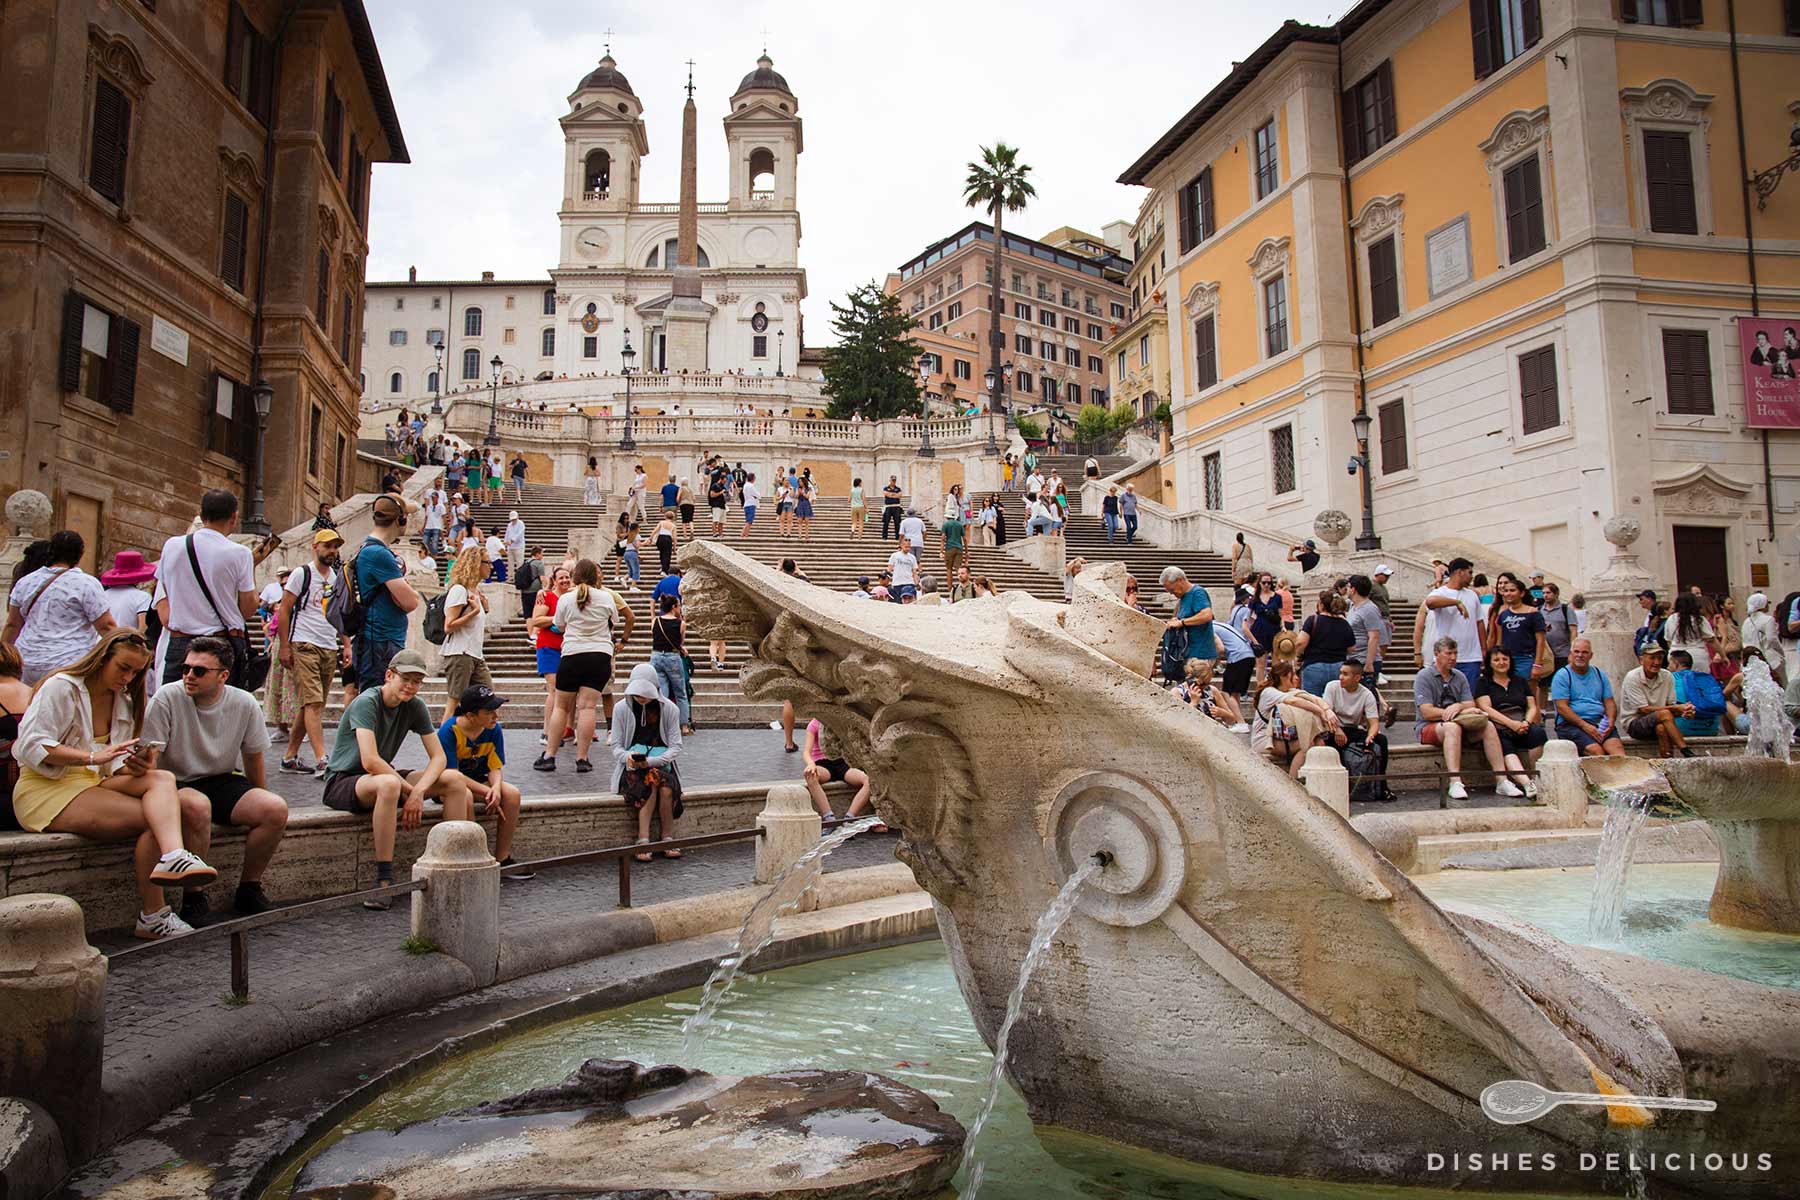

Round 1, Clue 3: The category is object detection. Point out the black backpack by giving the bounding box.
[296,562,361,638]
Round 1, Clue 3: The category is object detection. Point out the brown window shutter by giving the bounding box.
[1679,0,1703,26]
[1178,178,1196,253]
[107,316,141,414]
[89,79,130,205]
[1663,329,1714,414]
[1377,61,1397,144]
[1620,0,1640,21]
[315,248,329,321]
[1520,345,1558,434]
[1470,0,1495,78]
[60,291,87,391]
[1193,315,1217,389]
[1342,87,1366,166]
[223,3,244,92]
[1788,0,1800,35]
[1644,131,1698,234]
[1522,0,1542,42]
[1369,235,1400,327]
[221,192,249,292]
[1378,399,1408,473]
[1198,169,1214,239]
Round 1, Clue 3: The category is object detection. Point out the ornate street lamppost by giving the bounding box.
[776,329,785,378]
[244,378,273,537]
[915,352,935,458]
[484,354,503,446]
[619,328,638,452]
[430,340,444,415]
[981,362,1006,456]
[1752,122,1800,209]
[1349,406,1381,551]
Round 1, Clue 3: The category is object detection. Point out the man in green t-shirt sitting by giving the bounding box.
[321,647,473,908]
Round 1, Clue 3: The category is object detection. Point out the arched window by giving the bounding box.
[647,237,708,268]
[541,327,555,357]
[461,347,480,379]
[388,371,402,394]
[426,369,439,393]
[584,149,611,196]
[463,306,483,337]
[542,289,556,316]
[748,148,775,195]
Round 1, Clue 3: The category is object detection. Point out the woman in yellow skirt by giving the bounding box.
[13,627,218,939]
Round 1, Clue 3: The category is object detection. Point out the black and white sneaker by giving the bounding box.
[150,849,218,885]
[500,858,537,881]
[532,754,557,772]
[134,906,195,941]
[280,757,306,773]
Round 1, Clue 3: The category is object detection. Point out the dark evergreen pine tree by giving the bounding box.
[822,283,921,420]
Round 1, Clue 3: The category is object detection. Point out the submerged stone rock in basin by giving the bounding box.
[292,1058,963,1200]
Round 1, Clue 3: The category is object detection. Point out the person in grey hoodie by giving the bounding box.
[612,664,684,860]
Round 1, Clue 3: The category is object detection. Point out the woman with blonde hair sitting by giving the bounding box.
[1250,659,1339,779]
[12,627,217,939]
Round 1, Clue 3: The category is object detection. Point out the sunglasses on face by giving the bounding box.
[180,664,219,678]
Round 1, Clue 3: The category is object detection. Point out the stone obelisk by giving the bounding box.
[663,63,710,372]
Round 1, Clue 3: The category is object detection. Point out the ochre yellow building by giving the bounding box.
[1121,0,1800,593]
[1102,189,1173,423]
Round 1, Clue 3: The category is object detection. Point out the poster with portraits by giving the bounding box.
[1742,317,1800,428]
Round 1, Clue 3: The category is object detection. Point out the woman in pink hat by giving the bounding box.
[100,550,157,635]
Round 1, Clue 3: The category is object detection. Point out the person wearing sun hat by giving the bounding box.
[100,549,158,635]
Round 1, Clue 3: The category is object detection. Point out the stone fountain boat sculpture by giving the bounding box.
[681,543,1800,1195]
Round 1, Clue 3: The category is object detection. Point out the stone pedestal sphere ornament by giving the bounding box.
[6,490,52,538]
[1603,515,1642,551]
[1313,509,1352,547]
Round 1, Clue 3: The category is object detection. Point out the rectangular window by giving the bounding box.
[335,432,347,498]
[427,328,443,347]
[1040,310,1056,328]
[1193,315,1218,389]
[1368,234,1400,327]
[1662,328,1714,414]
[948,301,963,320]
[543,289,556,315]
[1015,302,1032,320]
[462,348,480,378]
[88,77,132,205]
[1016,334,1033,354]
[315,249,330,324]
[1017,372,1034,394]
[1065,346,1081,365]
[1518,344,1560,434]
[432,296,441,310]
[1138,334,1150,364]
[1087,323,1103,339]
[388,329,407,346]
[1064,316,1080,334]
[308,404,322,477]
[1621,0,1702,26]
[1203,452,1223,510]
[1040,343,1054,360]
[541,327,555,357]
[394,297,404,310]
[1471,0,1542,79]
[1789,0,1800,34]
[954,359,971,380]
[1253,119,1280,199]
[1343,61,1397,166]
[753,334,768,358]
[1377,399,1408,474]
[1087,355,1102,373]
[1502,154,1548,262]
[209,374,243,458]
[464,309,483,337]
[928,312,943,330]
[1270,425,1296,494]
[223,2,274,124]
[220,191,250,293]
[1110,302,1126,319]
[1062,289,1074,307]
[504,295,514,310]
[1044,379,1059,402]
[323,76,343,174]
[1643,130,1699,234]
[339,291,353,363]
[1116,350,1126,379]
[1263,276,1289,356]
[502,327,515,344]
[347,136,365,225]
[60,293,136,411]
[582,336,597,358]
[1178,168,1216,252]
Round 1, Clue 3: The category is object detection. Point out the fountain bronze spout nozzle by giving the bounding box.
[1092,850,1114,867]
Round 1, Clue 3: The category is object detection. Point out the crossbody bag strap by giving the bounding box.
[14,567,72,625]
[184,535,241,638]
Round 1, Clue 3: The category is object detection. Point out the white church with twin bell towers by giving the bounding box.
[360,51,814,411]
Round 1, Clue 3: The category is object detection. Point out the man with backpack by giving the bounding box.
[353,495,422,690]
[278,528,354,775]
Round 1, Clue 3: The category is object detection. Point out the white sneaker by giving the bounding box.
[134,905,195,941]
[769,719,783,731]
[1229,722,1250,734]
[1447,780,1470,801]
[1495,779,1525,798]
[1524,779,1539,799]
[150,849,218,885]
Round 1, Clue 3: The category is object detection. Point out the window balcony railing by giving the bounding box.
[581,189,610,203]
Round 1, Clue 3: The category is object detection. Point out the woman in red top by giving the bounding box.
[528,565,573,750]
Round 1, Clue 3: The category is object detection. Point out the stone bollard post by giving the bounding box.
[1299,746,1350,818]
[0,894,105,1165]
[757,783,823,885]
[411,821,500,987]
[1535,739,1589,826]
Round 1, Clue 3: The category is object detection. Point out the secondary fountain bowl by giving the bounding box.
[679,541,1800,1197]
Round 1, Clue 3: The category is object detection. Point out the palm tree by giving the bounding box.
[963,143,1036,418]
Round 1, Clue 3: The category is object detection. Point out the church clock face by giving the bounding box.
[575,227,609,259]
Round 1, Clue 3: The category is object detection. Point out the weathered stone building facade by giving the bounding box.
[0,0,405,567]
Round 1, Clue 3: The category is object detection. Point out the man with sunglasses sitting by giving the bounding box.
[141,636,291,922]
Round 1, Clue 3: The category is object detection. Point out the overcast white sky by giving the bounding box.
[362,0,1346,345]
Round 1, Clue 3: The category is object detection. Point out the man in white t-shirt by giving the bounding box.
[1025,471,1045,498]
[899,509,926,553]
[740,473,761,537]
[626,465,648,523]
[484,529,508,583]
[887,536,920,603]
[156,489,257,688]
[1423,556,1485,691]
[1026,495,1056,537]
[279,528,352,775]
[504,510,527,579]
[421,488,447,559]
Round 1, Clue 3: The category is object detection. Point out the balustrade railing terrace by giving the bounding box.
[449,402,995,450]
